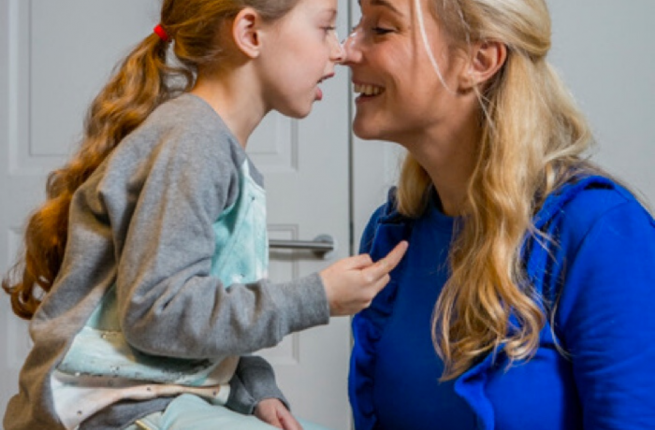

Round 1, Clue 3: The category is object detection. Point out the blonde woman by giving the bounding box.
[343,0,655,428]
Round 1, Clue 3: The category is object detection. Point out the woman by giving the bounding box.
[343,0,655,428]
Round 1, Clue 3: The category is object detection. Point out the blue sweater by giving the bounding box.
[349,176,655,430]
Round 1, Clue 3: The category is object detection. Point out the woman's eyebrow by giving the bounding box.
[370,0,404,16]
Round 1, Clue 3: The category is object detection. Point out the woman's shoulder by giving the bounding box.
[532,175,655,286]
[538,174,653,235]
[563,177,653,225]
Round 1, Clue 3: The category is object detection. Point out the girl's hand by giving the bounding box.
[320,241,408,316]
[254,398,303,430]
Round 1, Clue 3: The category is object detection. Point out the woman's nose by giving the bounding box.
[339,30,362,64]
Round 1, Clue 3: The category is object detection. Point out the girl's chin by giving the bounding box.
[279,102,313,120]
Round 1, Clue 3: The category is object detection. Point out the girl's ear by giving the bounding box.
[232,7,262,58]
[460,40,507,90]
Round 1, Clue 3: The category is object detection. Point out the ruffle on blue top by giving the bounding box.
[349,191,413,430]
[350,176,619,430]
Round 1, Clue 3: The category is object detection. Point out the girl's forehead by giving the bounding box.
[293,0,339,17]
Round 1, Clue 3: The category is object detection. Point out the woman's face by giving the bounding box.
[342,0,468,143]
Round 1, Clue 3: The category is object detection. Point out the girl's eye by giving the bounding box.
[323,26,337,34]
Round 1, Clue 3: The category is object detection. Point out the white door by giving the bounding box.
[0,0,352,428]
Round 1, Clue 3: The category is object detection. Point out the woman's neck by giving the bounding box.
[403,116,481,217]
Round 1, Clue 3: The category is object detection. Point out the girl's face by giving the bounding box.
[258,0,344,118]
[342,0,468,144]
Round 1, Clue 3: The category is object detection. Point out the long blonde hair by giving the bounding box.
[2,0,299,320]
[397,0,595,379]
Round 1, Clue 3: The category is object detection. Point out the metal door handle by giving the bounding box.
[269,234,335,258]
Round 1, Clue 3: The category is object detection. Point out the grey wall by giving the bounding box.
[548,0,655,204]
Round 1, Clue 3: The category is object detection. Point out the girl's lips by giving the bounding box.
[320,73,335,82]
[315,73,334,102]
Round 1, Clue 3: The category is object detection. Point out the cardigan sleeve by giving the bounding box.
[226,355,290,414]
[108,127,329,360]
[555,199,655,429]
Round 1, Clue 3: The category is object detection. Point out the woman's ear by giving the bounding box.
[232,7,262,58]
[460,40,507,90]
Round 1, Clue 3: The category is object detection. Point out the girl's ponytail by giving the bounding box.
[2,33,179,319]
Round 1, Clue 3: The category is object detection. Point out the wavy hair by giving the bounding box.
[396,0,597,379]
[2,0,300,320]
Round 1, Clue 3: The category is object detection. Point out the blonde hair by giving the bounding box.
[2,0,300,320]
[397,0,596,379]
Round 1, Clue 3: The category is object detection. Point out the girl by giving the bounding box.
[343,0,655,428]
[2,0,407,429]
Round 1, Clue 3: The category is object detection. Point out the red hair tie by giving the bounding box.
[153,24,170,42]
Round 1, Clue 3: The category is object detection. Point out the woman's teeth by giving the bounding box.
[354,84,383,96]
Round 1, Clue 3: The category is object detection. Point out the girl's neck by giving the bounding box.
[191,68,268,148]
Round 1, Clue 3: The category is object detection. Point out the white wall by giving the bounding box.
[353,0,655,243]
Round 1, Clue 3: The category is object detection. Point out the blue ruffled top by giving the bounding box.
[349,176,655,430]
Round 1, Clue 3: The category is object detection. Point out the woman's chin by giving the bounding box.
[352,118,383,141]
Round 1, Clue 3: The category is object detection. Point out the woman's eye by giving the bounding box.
[372,26,393,35]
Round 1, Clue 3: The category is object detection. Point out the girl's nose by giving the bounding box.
[330,30,346,63]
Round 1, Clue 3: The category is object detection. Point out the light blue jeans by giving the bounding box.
[125,394,333,430]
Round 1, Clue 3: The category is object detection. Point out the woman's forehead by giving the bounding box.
[360,0,436,20]
[362,0,407,16]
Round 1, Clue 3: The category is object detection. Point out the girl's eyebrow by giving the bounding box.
[322,8,338,18]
